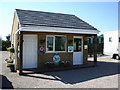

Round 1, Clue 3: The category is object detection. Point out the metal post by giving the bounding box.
[93,34,97,66]
[19,31,23,75]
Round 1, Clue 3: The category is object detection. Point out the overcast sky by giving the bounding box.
[0,1,118,40]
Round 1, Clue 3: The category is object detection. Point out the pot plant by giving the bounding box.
[45,62,55,68]
[60,61,70,67]
[60,61,65,67]
[7,63,15,72]
[5,59,13,63]
[7,47,14,53]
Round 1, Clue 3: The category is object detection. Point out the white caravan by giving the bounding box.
[104,30,120,59]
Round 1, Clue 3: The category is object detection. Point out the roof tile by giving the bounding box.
[16,9,97,30]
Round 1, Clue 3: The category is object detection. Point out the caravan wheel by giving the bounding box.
[112,54,116,59]
[116,55,120,60]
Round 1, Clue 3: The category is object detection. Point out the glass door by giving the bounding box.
[73,37,83,65]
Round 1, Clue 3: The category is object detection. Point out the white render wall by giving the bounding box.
[104,30,119,55]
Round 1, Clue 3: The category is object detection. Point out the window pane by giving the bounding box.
[74,38,82,52]
[47,37,53,51]
[109,37,112,42]
[55,36,66,51]
[119,37,120,42]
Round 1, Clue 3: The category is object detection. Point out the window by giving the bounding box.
[46,35,66,52]
[47,37,53,51]
[55,36,66,51]
[109,37,112,42]
[74,38,82,52]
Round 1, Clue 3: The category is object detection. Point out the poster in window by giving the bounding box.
[68,46,73,52]
[84,45,88,49]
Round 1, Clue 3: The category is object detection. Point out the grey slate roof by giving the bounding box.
[16,9,97,30]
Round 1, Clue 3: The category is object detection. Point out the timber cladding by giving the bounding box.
[39,53,73,68]
[22,31,88,68]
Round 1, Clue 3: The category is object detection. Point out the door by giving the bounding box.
[73,36,83,65]
[23,35,38,69]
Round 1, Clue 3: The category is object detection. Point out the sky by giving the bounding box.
[0,1,118,40]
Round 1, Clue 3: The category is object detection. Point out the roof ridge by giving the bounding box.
[15,9,75,16]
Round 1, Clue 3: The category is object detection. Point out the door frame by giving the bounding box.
[22,34,38,69]
[73,36,83,65]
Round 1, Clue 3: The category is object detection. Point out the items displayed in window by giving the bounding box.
[46,36,66,52]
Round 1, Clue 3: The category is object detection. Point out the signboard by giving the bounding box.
[84,45,88,49]
[68,46,73,52]
[53,55,60,63]
[39,46,45,54]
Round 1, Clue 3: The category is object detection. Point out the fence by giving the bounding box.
[87,36,104,57]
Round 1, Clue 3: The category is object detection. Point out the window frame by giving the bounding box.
[46,35,67,53]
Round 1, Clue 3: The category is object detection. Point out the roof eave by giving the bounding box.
[18,26,99,35]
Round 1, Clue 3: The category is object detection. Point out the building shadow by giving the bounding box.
[0,75,13,89]
[23,61,119,84]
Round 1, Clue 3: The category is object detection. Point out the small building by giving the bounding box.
[11,9,99,74]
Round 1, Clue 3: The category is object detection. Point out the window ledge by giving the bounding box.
[46,51,67,53]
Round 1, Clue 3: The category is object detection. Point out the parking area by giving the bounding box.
[1,51,119,88]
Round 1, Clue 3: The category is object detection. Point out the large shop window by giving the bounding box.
[46,36,66,52]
